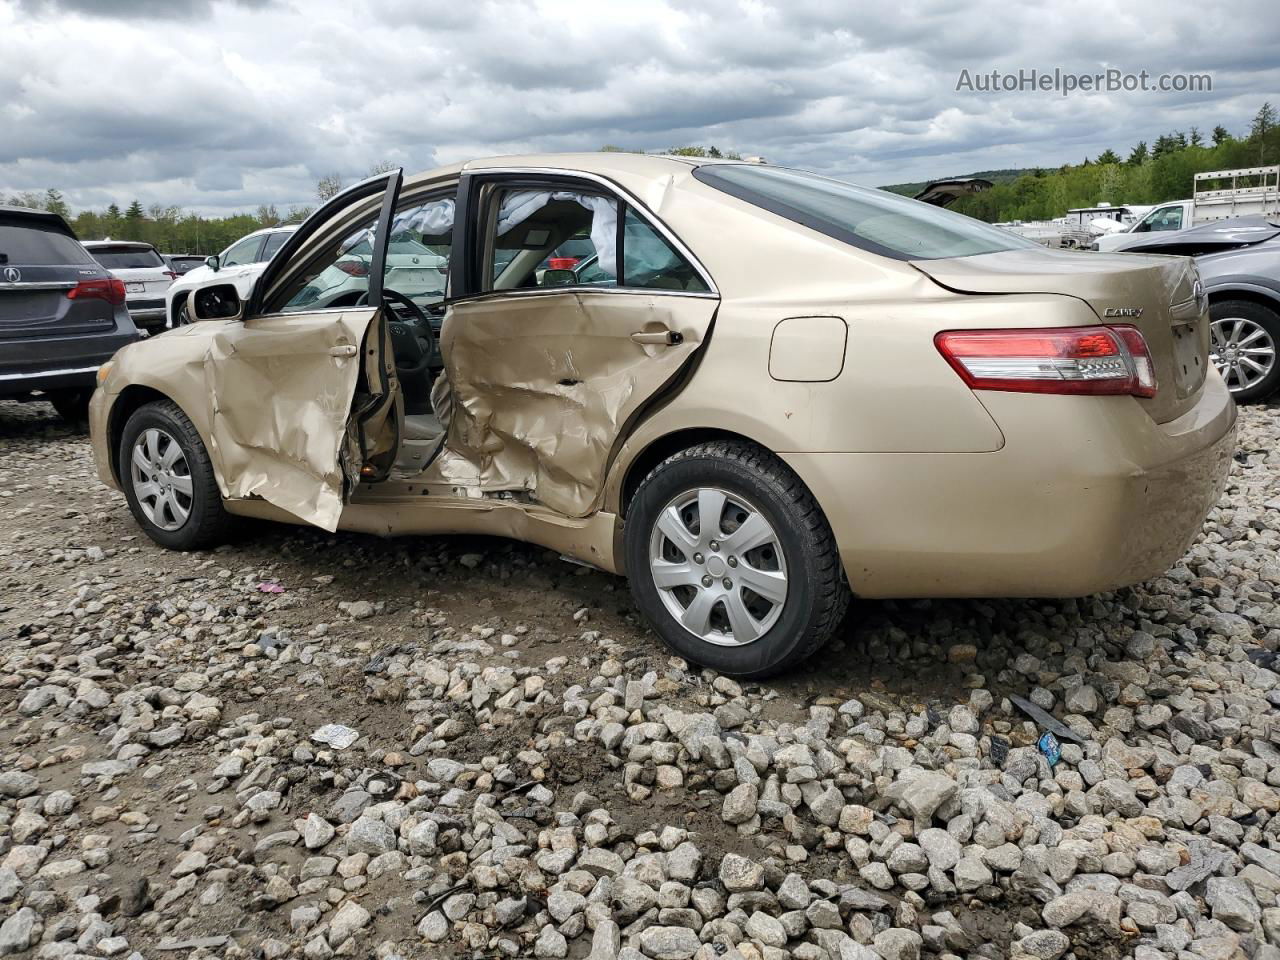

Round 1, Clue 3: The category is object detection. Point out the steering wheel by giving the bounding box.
[356,288,437,374]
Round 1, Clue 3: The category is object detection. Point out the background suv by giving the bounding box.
[166,225,295,326]
[82,240,176,334]
[1,206,139,421]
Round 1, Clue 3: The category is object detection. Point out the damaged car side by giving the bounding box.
[90,154,1237,677]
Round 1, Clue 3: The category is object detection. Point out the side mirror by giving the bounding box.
[205,255,221,272]
[541,268,576,287]
[190,283,244,322]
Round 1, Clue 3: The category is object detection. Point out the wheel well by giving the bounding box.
[1208,289,1280,316]
[620,428,767,516]
[107,385,172,485]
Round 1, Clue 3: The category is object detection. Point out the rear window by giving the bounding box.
[0,221,97,267]
[693,164,1035,261]
[87,246,165,269]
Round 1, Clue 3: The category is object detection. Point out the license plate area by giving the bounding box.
[126,282,145,294]
[1170,320,1206,397]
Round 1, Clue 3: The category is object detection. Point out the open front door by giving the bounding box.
[202,171,405,531]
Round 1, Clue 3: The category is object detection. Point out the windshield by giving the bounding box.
[693,164,1035,261]
[88,246,165,269]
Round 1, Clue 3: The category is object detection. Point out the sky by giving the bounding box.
[1,0,1277,216]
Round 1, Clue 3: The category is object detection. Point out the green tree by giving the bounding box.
[256,203,280,227]
[5,191,44,209]
[1096,148,1121,165]
[43,189,69,217]
[1251,102,1277,163]
[1212,125,1230,145]
[1127,141,1148,166]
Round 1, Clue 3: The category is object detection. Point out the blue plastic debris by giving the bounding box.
[1038,731,1062,767]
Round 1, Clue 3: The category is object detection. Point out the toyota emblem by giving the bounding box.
[2,267,19,283]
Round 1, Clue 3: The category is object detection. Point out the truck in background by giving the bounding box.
[1094,165,1280,251]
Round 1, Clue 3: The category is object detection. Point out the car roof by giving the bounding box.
[0,205,77,234]
[397,153,725,193]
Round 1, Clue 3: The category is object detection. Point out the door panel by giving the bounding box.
[201,166,408,531]
[203,308,387,530]
[428,290,717,516]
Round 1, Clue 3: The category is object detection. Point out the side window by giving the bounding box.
[259,231,289,261]
[1151,206,1183,232]
[222,235,264,267]
[485,188,618,291]
[622,208,709,292]
[268,193,454,315]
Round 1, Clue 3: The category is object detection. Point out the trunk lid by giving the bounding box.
[913,248,1208,423]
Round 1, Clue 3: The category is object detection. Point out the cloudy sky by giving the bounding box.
[1,0,1277,216]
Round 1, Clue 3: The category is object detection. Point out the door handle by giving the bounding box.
[631,329,683,346]
[329,345,358,357]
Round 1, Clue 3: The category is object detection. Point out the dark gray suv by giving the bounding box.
[0,206,140,421]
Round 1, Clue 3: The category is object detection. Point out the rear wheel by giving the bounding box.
[625,440,849,678]
[46,389,92,424]
[119,400,233,550]
[1210,299,1280,402]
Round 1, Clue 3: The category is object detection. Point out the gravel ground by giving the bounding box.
[2,396,1280,960]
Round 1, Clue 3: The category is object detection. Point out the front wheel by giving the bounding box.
[625,441,849,678]
[119,400,233,550]
[1210,299,1280,403]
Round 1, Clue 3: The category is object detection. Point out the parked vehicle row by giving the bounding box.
[88,154,1236,677]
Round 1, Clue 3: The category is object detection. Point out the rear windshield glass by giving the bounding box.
[88,246,165,269]
[0,221,96,267]
[693,164,1035,261]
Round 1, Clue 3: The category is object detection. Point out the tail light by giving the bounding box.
[164,270,178,281]
[67,277,127,306]
[935,325,1157,398]
[335,259,370,277]
[547,257,579,270]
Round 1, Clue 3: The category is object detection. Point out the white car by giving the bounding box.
[166,226,297,327]
[168,224,448,324]
[82,240,175,334]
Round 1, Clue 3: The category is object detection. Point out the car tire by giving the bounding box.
[1210,299,1280,403]
[46,389,92,424]
[119,400,234,550]
[625,440,849,678]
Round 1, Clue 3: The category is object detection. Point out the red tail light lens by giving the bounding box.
[67,277,127,306]
[935,325,1157,398]
[164,270,178,281]
[547,257,580,270]
[335,259,370,277]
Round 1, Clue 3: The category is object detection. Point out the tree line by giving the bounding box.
[948,102,1279,223]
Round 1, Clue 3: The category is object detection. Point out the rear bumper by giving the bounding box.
[786,373,1237,599]
[0,329,139,397]
[127,304,168,329]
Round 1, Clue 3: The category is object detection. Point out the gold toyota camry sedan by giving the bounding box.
[89,154,1236,677]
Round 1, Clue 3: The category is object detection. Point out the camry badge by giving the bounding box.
[3,267,20,283]
[1104,306,1143,318]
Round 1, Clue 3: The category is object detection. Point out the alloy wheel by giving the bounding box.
[648,487,788,646]
[129,427,193,531]
[1210,315,1276,393]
